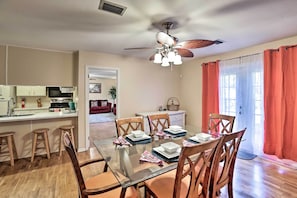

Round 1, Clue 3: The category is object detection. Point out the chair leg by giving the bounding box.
[59,130,64,157]
[12,135,18,159]
[44,132,51,159]
[31,134,37,162]
[228,180,234,198]
[7,136,14,166]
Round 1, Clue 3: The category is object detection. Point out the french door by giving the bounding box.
[219,54,264,155]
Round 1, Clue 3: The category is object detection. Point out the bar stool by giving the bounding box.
[59,125,75,156]
[31,128,51,162]
[0,131,18,166]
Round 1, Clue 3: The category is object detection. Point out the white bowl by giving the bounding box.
[131,130,145,138]
[196,133,212,141]
[161,142,180,153]
[169,125,182,131]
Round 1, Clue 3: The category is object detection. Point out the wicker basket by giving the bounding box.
[167,97,180,111]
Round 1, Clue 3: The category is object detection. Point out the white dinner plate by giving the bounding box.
[153,146,181,159]
[189,135,214,143]
[126,133,151,142]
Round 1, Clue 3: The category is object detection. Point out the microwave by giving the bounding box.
[47,87,73,98]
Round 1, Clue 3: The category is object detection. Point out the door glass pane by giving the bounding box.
[219,54,264,155]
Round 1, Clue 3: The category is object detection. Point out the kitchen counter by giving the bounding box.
[0,111,78,161]
[0,111,78,122]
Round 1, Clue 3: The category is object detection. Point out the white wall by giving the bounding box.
[77,51,182,150]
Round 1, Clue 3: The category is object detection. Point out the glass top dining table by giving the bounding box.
[93,126,209,195]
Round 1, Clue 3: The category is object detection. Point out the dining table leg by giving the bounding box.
[120,187,127,198]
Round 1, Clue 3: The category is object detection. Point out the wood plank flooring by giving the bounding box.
[1,149,297,197]
[1,121,297,197]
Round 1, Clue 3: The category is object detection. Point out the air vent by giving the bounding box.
[98,0,127,16]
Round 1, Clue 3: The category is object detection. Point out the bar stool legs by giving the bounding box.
[31,128,51,162]
[0,131,18,166]
[59,125,75,156]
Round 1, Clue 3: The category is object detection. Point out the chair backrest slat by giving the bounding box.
[63,132,87,197]
[115,116,144,137]
[147,113,170,135]
[208,113,235,134]
[210,128,246,197]
[174,138,222,198]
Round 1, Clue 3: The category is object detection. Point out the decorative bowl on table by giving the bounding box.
[131,130,145,138]
[196,133,212,141]
[169,125,182,131]
[161,142,180,153]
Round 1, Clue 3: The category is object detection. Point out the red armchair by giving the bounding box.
[89,100,112,114]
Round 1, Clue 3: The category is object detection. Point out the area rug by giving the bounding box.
[89,112,115,123]
[237,150,257,160]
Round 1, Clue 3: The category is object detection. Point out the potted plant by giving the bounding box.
[108,86,116,104]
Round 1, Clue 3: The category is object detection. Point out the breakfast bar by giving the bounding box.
[0,112,78,161]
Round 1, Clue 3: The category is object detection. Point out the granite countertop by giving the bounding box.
[0,111,78,122]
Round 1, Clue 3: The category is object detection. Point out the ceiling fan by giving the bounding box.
[124,21,223,65]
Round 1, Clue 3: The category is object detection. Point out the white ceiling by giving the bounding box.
[1,0,297,62]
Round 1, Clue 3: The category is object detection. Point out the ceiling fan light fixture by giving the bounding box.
[154,53,162,64]
[167,51,175,62]
[161,57,170,67]
[174,54,182,65]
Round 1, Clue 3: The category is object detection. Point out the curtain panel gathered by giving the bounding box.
[264,46,297,161]
[201,61,219,131]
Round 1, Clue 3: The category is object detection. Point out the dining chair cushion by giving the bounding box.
[144,170,202,198]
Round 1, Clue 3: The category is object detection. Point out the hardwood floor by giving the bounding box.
[1,121,297,197]
[1,149,297,197]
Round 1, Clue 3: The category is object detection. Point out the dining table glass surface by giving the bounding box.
[93,125,217,189]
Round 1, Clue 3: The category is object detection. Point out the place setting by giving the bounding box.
[125,130,152,145]
[163,125,188,137]
[152,142,181,162]
[187,132,213,143]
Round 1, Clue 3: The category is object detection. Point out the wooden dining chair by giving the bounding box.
[144,138,222,198]
[208,113,235,134]
[147,113,170,136]
[115,116,144,137]
[209,128,246,198]
[63,132,138,198]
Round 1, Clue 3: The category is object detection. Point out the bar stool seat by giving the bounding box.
[0,131,18,166]
[31,128,51,162]
[59,125,75,156]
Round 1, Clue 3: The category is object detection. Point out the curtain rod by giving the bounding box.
[221,52,263,62]
[201,52,262,66]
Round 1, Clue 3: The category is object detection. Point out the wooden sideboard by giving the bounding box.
[135,110,186,133]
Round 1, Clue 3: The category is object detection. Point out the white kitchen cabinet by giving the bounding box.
[135,110,186,133]
[0,85,15,98]
[16,86,46,96]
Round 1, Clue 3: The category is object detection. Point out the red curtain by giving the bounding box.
[264,46,297,160]
[202,61,219,132]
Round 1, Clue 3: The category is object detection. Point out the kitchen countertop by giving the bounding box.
[0,111,78,122]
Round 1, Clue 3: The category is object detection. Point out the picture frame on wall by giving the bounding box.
[89,83,101,93]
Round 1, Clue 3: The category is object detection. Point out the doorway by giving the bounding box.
[219,54,264,155]
[85,66,119,148]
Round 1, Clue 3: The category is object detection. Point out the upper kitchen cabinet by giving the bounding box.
[6,46,76,86]
[16,86,46,96]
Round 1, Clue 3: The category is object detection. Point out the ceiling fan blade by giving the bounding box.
[124,47,153,50]
[178,39,222,49]
[176,48,194,57]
